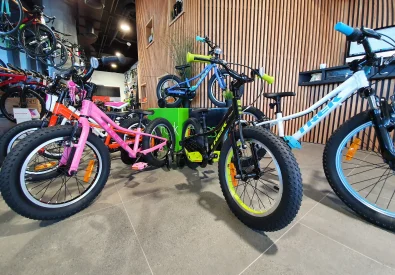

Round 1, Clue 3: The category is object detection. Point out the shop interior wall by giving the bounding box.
[136,0,395,144]
[91,71,125,101]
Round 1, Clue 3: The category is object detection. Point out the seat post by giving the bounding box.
[269,97,285,137]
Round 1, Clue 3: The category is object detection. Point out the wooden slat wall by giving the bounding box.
[136,0,395,144]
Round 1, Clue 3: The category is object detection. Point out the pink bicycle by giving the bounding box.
[0,57,175,220]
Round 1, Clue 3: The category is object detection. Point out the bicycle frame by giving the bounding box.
[64,100,167,175]
[167,63,226,95]
[256,70,370,146]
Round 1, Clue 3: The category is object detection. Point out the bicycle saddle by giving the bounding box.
[130,109,154,116]
[175,64,191,70]
[263,92,296,99]
[105,111,130,120]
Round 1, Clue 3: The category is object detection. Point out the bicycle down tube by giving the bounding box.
[168,63,225,95]
[64,100,168,175]
[256,70,370,141]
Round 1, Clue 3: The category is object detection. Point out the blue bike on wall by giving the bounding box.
[157,36,239,108]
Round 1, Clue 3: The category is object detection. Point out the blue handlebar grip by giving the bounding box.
[334,22,354,36]
[196,36,205,42]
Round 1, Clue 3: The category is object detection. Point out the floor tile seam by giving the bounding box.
[238,193,329,275]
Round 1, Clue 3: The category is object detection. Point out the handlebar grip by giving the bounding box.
[334,22,354,36]
[259,74,274,84]
[196,36,206,42]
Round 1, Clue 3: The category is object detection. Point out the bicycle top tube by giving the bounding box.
[255,70,370,140]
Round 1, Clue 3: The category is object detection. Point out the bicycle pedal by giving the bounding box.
[131,162,148,171]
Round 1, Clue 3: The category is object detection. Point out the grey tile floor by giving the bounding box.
[0,143,395,275]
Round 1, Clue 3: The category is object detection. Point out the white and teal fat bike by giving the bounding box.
[254,22,395,231]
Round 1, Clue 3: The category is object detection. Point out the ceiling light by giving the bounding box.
[115,52,121,57]
[111,63,117,68]
[120,23,131,32]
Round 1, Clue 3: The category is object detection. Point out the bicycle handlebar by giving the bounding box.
[335,22,384,67]
[196,36,206,42]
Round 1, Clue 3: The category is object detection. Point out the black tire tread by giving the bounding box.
[218,127,303,231]
[0,120,46,166]
[0,125,110,220]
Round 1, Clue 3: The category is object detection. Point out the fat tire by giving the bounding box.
[0,125,111,220]
[218,127,303,231]
[323,111,395,230]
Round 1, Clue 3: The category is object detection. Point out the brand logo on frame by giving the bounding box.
[299,95,342,134]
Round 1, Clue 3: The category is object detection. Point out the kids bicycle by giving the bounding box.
[0,68,149,167]
[157,36,236,108]
[177,53,303,231]
[0,56,175,220]
[255,22,395,230]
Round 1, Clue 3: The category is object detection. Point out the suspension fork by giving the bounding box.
[368,95,395,161]
[60,117,90,175]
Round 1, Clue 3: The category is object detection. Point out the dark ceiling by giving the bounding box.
[22,0,138,73]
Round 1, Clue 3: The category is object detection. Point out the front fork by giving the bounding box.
[59,117,90,175]
[367,92,395,162]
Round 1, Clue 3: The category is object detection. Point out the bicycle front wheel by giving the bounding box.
[0,87,46,122]
[324,111,395,230]
[218,127,303,231]
[0,125,110,220]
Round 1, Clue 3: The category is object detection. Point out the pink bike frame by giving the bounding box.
[60,100,168,175]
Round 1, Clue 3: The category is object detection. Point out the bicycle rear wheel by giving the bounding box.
[0,0,23,35]
[156,75,183,108]
[324,111,395,230]
[0,125,110,220]
[141,118,175,167]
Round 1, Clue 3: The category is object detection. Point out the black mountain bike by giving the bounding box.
[164,55,303,231]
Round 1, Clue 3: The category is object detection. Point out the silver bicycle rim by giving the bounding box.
[209,73,229,105]
[20,137,103,208]
[335,121,395,218]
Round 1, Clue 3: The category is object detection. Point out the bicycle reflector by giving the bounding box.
[83,160,95,182]
[34,161,58,171]
[345,138,361,161]
[228,162,238,187]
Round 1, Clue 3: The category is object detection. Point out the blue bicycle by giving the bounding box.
[156,36,236,108]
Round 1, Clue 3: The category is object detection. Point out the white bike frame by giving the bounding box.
[256,70,371,146]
